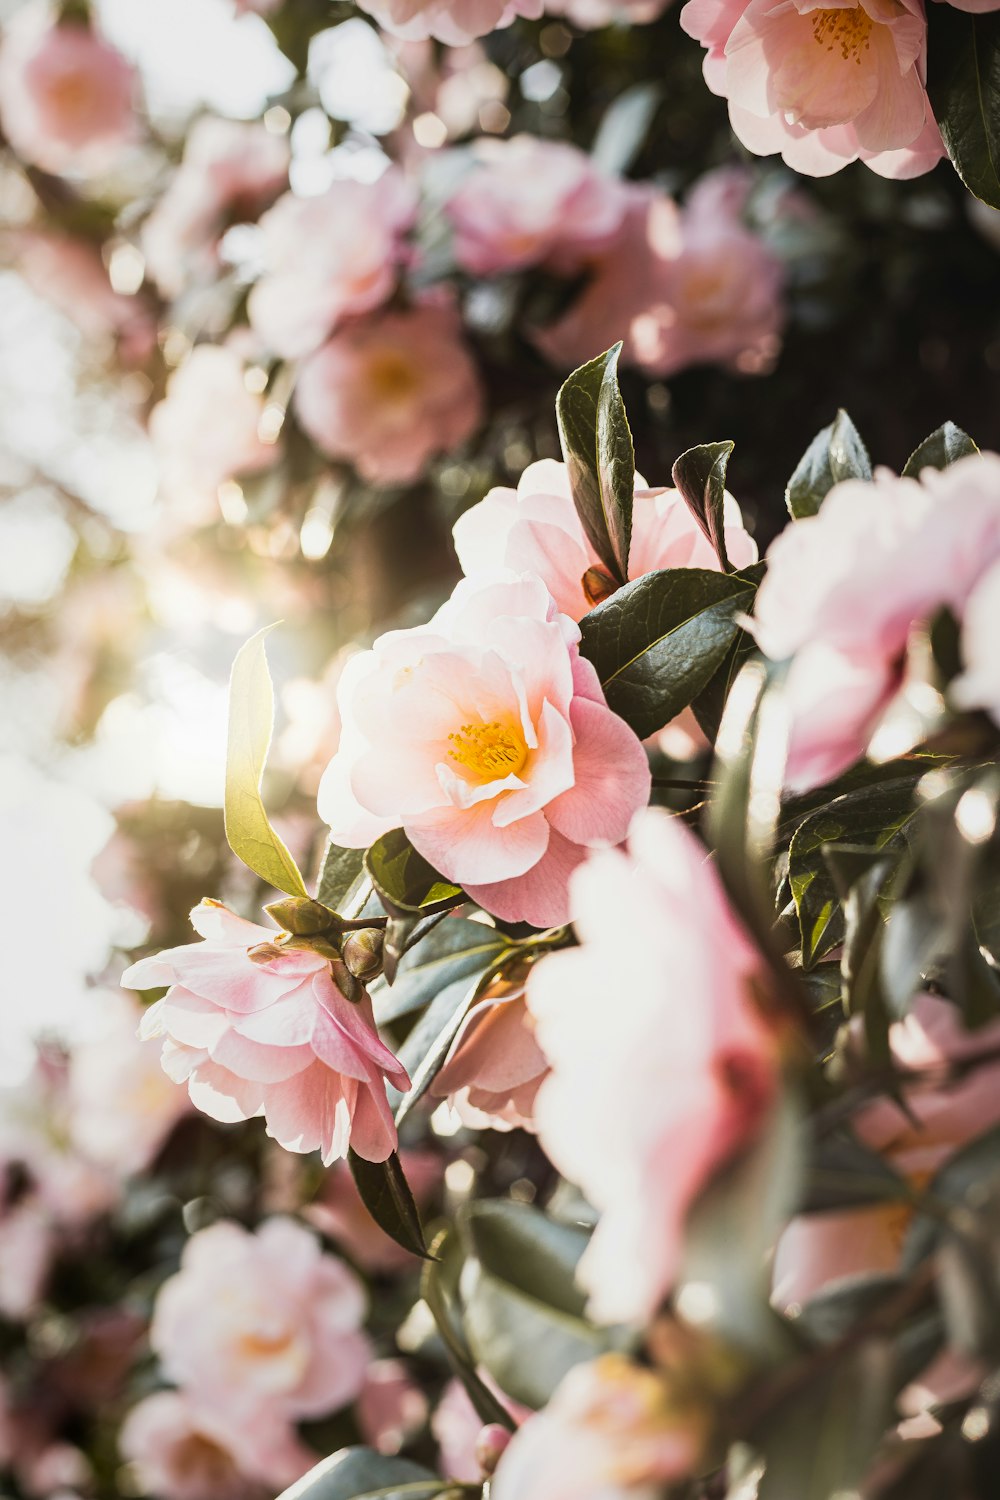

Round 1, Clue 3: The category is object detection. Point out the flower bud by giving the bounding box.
[475,1424,512,1477]
[342,927,385,981]
[264,896,338,936]
[581,566,618,608]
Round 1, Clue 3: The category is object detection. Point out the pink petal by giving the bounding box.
[408,797,549,886]
[546,698,651,846]
[262,1061,356,1163]
[465,827,588,927]
[209,1028,314,1083]
[186,1059,266,1123]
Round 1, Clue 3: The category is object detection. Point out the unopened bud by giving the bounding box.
[330,957,363,1004]
[474,1424,512,1477]
[265,896,339,936]
[342,927,385,980]
[581,566,617,608]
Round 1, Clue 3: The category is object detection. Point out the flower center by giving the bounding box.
[448,721,527,780]
[367,351,421,402]
[810,6,873,62]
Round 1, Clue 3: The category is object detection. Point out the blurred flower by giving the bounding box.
[0,5,137,175]
[527,807,778,1323]
[295,301,483,485]
[430,973,548,1131]
[0,1196,55,1322]
[318,573,651,927]
[453,455,756,622]
[354,0,543,45]
[357,1359,429,1455]
[3,230,155,366]
[248,171,417,359]
[537,172,785,377]
[953,555,1000,723]
[121,899,409,1164]
[119,1389,303,1499]
[543,0,672,24]
[151,1218,371,1429]
[142,116,290,298]
[446,135,631,275]
[306,1148,441,1271]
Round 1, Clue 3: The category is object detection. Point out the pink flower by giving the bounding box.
[0,1197,55,1322]
[537,173,785,377]
[294,302,483,486]
[142,117,289,299]
[151,1218,371,1427]
[453,455,757,623]
[446,136,632,276]
[680,0,945,179]
[149,344,278,514]
[752,453,1000,790]
[119,1390,305,1500]
[773,995,1000,1310]
[0,7,136,175]
[120,899,410,1165]
[491,1355,703,1500]
[430,974,549,1131]
[306,1148,441,1272]
[248,172,417,360]
[952,556,1000,724]
[318,573,651,928]
[4,230,155,365]
[357,1360,429,1456]
[542,0,673,25]
[354,0,543,43]
[527,808,777,1323]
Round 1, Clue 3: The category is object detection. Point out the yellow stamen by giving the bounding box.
[448,721,527,780]
[810,6,873,62]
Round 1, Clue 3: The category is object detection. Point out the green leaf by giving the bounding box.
[372,918,509,1025]
[591,82,663,175]
[224,627,308,898]
[785,409,871,520]
[347,1150,431,1260]
[556,343,634,584]
[365,829,462,917]
[928,5,1000,208]
[393,965,500,1129]
[317,840,368,915]
[671,441,736,573]
[422,1228,518,1431]
[902,422,979,477]
[275,1450,439,1500]
[579,566,758,740]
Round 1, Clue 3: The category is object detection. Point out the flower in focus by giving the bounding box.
[353,0,542,44]
[0,6,137,174]
[453,455,757,622]
[491,1354,706,1500]
[318,573,651,927]
[121,899,410,1164]
[430,972,549,1130]
[119,1390,304,1500]
[527,807,778,1323]
[151,1218,371,1428]
[680,0,945,179]
[446,135,632,276]
[248,172,417,360]
[294,302,483,486]
[537,172,786,377]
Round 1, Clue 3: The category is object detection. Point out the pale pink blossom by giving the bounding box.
[773,995,1000,1311]
[453,455,757,623]
[537,173,785,377]
[248,173,417,360]
[119,1390,303,1500]
[491,1355,703,1500]
[318,573,651,928]
[357,1360,429,1455]
[446,136,632,276]
[0,1197,55,1321]
[354,0,542,44]
[543,0,672,25]
[430,974,549,1131]
[306,1149,441,1272]
[149,344,278,515]
[752,453,1000,790]
[151,1218,371,1428]
[4,230,155,365]
[0,7,136,175]
[680,0,945,179]
[952,556,1000,723]
[142,117,289,298]
[527,808,777,1323]
[294,302,483,486]
[121,899,410,1165]
[1,1052,117,1227]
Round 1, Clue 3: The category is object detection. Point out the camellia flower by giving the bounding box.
[4,230,155,366]
[0,6,137,175]
[680,0,945,179]
[120,899,410,1164]
[247,172,417,360]
[952,556,1000,724]
[353,0,542,44]
[453,455,757,622]
[527,807,778,1323]
[294,302,483,486]
[430,973,549,1131]
[537,173,785,377]
[119,1390,307,1499]
[151,1218,371,1428]
[357,1360,430,1456]
[491,1354,706,1500]
[751,452,1000,790]
[446,136,632,276]
[318,573,651,927]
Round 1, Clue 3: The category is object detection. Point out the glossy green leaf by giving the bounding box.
[372,918,509,1025]
[579,566,758,739]
[928,5,1000,208]
[422,1228,517,1431]
[224,627,308,898]
[394,964,501,1129]
[902,421,979,477]
[317,840,368,915]
[671,440,736,573]
[347,1149,431,1260]
[275,1449,439,1500]
[785,409,871,520]
[556,343,634,584]
[365,829,462,917]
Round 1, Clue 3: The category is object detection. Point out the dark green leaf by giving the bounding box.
[365,829,462,918]
[317,840,368,915]
[372,918,509,1024]
[580,567,757,739]
[422,1229,517,1431]
[928,5,1000,208]
[347,1150,431,1260]
[275,1449,439,1500]
[801,1130,909,1215]
[785,409,871,520]
[394,964,503,1128]
[671,440,736,572]
[556,343,634,583]
[902,422,979,477]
